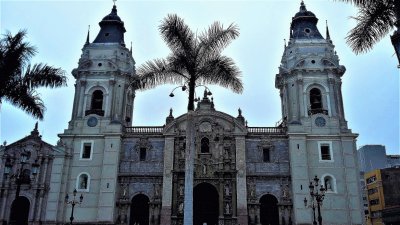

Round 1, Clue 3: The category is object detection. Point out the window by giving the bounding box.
[369,199,379,205]
[318,142,333,161]
[139,147,146,161]
[91,90,103,110]
[368,188,378,195]
[201,137,210,153]
[310,88,322,110]
[366,175,377,184]
[77,173,90,191]
[263,148,270,162]
[321,145,331,160]
[80,141,93,160]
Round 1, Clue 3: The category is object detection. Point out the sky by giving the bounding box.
[0,0,399,155]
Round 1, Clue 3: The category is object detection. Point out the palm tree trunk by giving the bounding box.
[183,77,196,225]
[187,76,196,111]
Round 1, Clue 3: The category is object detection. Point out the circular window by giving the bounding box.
[105,33,110,37]
[311,60,316,64]
[304,28,311,33]
[98,63,102,67]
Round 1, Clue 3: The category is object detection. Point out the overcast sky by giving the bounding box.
[1,0,399,154]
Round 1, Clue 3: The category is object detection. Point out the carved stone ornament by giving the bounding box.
[199,121,212,133]
[134,138,152,153]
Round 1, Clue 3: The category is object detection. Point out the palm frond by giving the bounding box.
[333,0,374,7]
[23,63,66,88]
[198,22,239,60]
[346,0,395,54]
[197,56,243,93]
[0,30,37,89]
[159,14,196,59]
[136,58,187,90]
[4,87,45,120]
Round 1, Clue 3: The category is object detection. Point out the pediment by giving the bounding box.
[163,110,247,135]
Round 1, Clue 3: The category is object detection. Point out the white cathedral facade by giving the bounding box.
[0,2,364,225]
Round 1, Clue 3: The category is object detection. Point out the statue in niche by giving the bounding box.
[179,184,184,196]
[282,184,289,199]
[178,202,184,214]
[325,179,332,191]
[180,147,185,159]
[122,184,128,198]
[154,183,160,197]
[224,148,229,158]
[225,184,230,196]
[225,203,231,214]
[202,163,207,175]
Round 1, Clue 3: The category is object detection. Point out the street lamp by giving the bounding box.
[169,84,212,102]
[304,175,326,225]
[169,84,213,225]
[65,189,84,225]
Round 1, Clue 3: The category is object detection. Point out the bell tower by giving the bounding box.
[276,2,363,224]
[57,4,136,224]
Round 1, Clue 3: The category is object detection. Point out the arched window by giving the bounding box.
[201,137,210,153]
[86,90,105,116]
[91,90,103,110]
[322,175,336,193]
[77,173,90,191]
[310,88,322,110]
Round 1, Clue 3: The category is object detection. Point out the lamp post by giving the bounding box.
[169,84,212,225]
[65,189,83,225]
[304,175,326,225]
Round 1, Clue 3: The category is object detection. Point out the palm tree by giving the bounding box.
[0,30,67,120]
[335,0,399,62]
[135,14,243,225]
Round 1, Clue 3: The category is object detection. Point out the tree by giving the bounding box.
[335,0,399,57]
[135,14,243,225]
[136,14,243,110]
[0,30,67,120]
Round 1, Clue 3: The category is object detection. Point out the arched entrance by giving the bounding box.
[194,182,219,225]
[9,196,30,225]
[260,194,279,225]
[130,194,149,225]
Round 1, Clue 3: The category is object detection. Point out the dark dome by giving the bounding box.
[101,5,122,22]
[93,5,126,46]
[290,1,323,40]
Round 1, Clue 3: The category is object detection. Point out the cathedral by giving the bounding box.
[0,2,364,225]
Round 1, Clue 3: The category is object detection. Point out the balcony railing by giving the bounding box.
[125,126,164,134]
[85,109,104,116]
[247,127,286,134]
[308,108,328,115]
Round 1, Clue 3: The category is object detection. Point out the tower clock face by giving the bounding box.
[315,116,326,127]
[87,116,98,127]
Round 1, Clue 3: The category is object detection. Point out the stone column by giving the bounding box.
[235,136,248,225]
[160,137,175,224]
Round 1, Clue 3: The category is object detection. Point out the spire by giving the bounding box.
[300,0,306,12]
[85,25,90,45]
[326,20,331,40]
[130,41,132,53]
